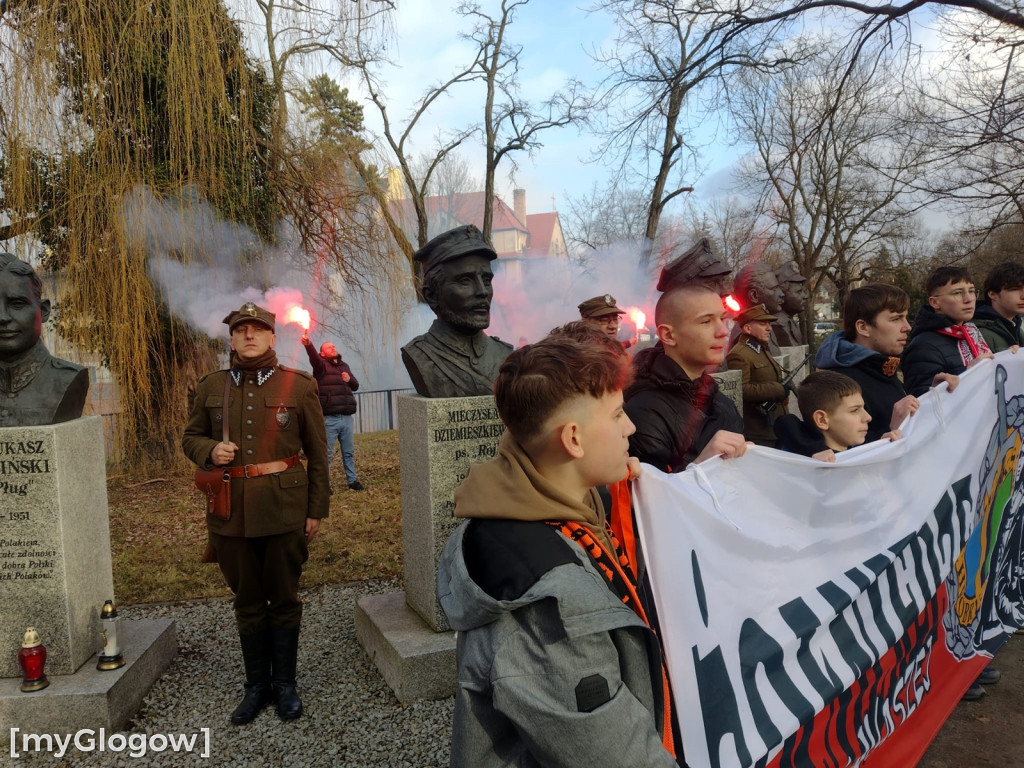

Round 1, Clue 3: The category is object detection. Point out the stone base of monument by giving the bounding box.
[355,593,455,705]
[0,618,177,734]
[357,394,504,704]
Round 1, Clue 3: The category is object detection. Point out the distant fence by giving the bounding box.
[352,388,415,434]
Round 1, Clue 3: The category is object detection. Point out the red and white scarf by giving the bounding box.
[936,322,991,366]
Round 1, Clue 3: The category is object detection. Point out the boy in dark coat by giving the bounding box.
[816,284,958,443]
[625,284,747,473]
[901,267,993,397]
[973,262,1024,353]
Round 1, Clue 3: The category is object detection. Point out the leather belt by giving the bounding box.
[222,454,301,479]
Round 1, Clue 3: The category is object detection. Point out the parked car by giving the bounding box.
[814,321,838,338]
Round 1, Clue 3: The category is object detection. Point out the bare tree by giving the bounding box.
[588,0,798,261]
[738,0,1024,34]
[458,0,588,240]
[684,196,767,271]
[906,14,1024,236]
[562,183,650,255]
[732,40,928,339]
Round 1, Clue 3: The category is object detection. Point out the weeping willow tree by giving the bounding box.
[0,0,399,467]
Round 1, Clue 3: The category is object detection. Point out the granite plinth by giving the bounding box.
[780,345,810,415]
[0,618,177,735]
[397,394,504,632]
[0,417,114,678]
[710,369,743,418]
[355,593,456,705]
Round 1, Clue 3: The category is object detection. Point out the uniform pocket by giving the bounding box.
[265,396,298,431]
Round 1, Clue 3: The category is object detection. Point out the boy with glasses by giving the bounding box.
[901,267,993,397]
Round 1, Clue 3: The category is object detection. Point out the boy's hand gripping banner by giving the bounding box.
[633,354,1024,768]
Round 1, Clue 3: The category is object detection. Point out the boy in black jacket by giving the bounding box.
[901,267,993,397]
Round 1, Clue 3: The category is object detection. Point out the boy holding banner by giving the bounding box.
[437,335,681,767]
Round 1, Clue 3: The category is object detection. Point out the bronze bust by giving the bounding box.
[731,262,786,354]
[657,238,732,297]
[773,261,808,347]
[401,226,512,398]
[0,253,89,427]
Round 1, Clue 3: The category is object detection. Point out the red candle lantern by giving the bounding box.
[18,627,49,692]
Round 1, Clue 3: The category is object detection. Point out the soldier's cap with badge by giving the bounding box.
[578,294,626,319]
[776,261,807,283]
[223,301,276,333]
[414,224,497,277]
[656,237,731,292]
[735,303,777,325]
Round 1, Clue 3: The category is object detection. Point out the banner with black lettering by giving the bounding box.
[633,353,1024,768]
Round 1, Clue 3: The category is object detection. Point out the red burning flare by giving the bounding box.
[724,294,741,312]
[284,306,311,331]
[623,306,647,332]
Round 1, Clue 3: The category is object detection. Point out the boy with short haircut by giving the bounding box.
[625,283,747,473]
[901,266,993,397]
[437,335,680,767]
[775,371,877,461]
[816,284,959,443]
[973,261,1024,352]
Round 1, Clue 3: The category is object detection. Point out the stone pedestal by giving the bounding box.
[0,417,114,678]
[780,345,811,415]
[710,368,743,418]
[356,394,505,703]
[0,618,177,734]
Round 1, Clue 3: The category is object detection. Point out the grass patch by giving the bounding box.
[108,431,403,604]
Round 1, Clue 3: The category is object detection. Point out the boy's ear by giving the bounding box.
[854,318,871,340]
[656,322,674,347]
[558,421,585,459]
[811,409,830,431]
[927,294,942,311]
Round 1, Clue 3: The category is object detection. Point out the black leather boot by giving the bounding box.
[270,627,303,720]
[230,632,272,725]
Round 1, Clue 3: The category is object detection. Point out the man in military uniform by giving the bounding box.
[656,238,732,297]
[401,225,512,397]
[0,253,89,427]
[726,304,789,447]
[578,294,636,349]
[182,302,329,725]
[773,261,808,346]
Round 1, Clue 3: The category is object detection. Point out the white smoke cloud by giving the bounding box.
[122,184,431,389]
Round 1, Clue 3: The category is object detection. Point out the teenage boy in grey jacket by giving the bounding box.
[437,333,681,767]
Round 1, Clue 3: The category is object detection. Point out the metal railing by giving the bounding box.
[352,388,415,434]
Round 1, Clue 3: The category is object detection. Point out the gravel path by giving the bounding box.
[14,579,454,767]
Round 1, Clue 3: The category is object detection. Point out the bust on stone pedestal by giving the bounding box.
[401,226,513,398]
[773,261,809,347]
[0,253,89,427]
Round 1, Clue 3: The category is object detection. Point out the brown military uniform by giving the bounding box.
[182,363,329,631]
[726,334,788,447]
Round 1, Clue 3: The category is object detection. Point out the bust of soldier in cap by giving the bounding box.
[401,225,513,398]
[578,293,637,349]
[772,261,808,346]
[730,262,785,354]
[0,252,89,427]
[726,303,788,447]
[657,238,732,296]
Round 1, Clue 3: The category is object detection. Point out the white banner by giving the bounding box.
[634,352,1024,768]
